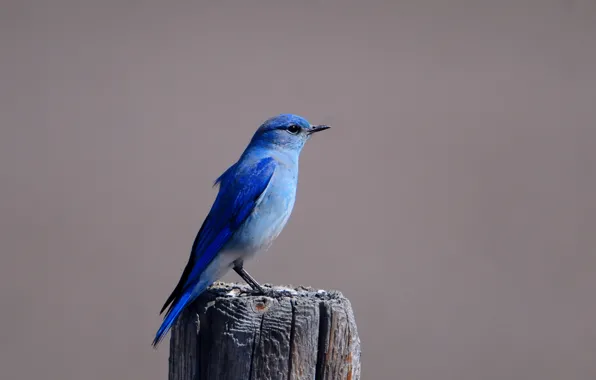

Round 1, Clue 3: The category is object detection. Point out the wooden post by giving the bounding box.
[168,282,361,380]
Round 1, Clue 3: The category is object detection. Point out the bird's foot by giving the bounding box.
[243,287,266,296]
[233,265,268,294]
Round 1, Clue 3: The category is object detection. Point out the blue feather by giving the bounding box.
[152,157,276,347]
[153,113,330,347]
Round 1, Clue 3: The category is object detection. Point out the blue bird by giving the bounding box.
[152,114,330,347]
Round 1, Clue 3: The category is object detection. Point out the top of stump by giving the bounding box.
[204,281,346,302]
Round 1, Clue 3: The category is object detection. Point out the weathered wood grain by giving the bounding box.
[168,283,361,380]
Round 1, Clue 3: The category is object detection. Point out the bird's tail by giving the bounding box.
[152,278,215,348]
[152,291,193,348]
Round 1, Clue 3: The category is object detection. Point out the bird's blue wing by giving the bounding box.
[153,157,276,347]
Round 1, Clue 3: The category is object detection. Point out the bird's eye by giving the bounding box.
[287,125,301,135]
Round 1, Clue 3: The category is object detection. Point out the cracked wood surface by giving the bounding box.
[168,283,361,380]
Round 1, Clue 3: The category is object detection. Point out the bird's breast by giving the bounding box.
[225,168,297,256]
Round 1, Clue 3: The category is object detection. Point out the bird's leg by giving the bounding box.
[233,262,265,294]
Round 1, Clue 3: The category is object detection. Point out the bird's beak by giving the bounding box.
[307,124,331,135]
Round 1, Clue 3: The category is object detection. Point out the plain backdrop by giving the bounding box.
[1,1,595,379]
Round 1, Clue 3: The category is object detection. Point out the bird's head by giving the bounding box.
[249,114,330,153]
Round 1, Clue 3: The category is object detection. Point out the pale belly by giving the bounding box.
[223,174,297,258]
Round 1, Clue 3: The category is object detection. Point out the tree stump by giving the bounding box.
[168,282,361,380]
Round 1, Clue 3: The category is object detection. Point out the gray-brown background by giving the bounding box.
[1,0,595,379]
